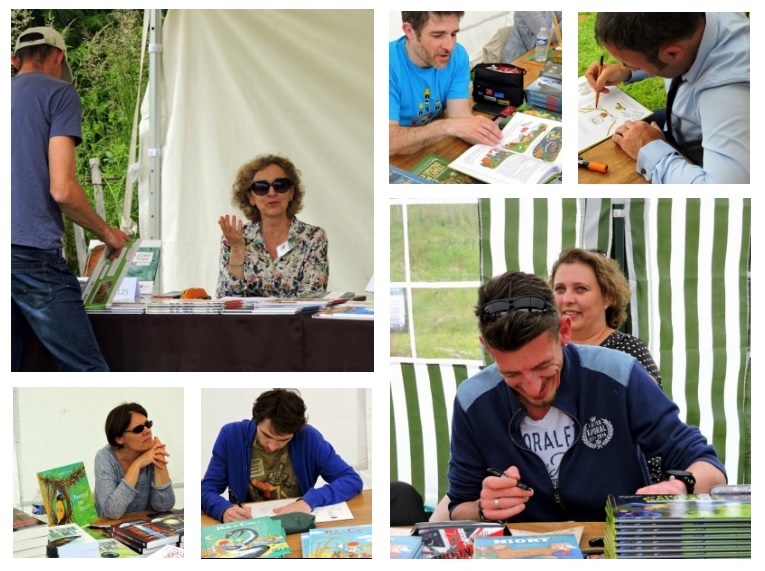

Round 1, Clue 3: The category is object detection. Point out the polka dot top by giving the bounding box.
[601,330,663,389]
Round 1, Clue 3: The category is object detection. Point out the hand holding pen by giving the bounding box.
[584,58,632,98]
[222,489,252,522]
[479,466,534,522]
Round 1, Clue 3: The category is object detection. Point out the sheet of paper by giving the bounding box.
[243,499,354,523]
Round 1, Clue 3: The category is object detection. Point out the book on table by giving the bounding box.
[577,75,652,153]
[124,239,162,295]
[145,544,185,558]
[303,524,372,558]
[201,516,291,559]
[389,165,435,184]
[36,461,97,528]
[96,537,140,557]
[409,153,485,184]
[312,301,374,321]
[447,112,562,184]
[473,533,584,559]
[390,535,424,559]
[82,239,141,310]
[13,507,49,558]
[412,521,506,559]
[111,518,180,551]
[47,523,99,558]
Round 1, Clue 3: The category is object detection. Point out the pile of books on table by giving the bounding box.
[111,512,184,557]
[302,524,372,558]
[411,521,506,559]
[473,534,584,559]
[390,535,424,559]
[312,301,374,321]
[13,508,49,558]
[525,75,562,113]
[222,292,362,315]
[146,298,225,314]
[201,517,290,558]
[604,494,751,559]
[47,524,99,558]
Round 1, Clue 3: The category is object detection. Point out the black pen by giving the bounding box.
[229,489,243,508]
[486,468,531,491]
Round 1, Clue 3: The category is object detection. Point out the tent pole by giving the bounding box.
[147,9,163,240]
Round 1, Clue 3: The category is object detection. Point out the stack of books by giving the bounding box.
[525,75,562,113]
[95,538,140,558]
[47,523,99,558]
[13,508,49,558]
[604,494,751,558]
[146,299,225,314]
[146,544,185,558]
[302,524,372,558]
[390,535,424,559]
[151,511,184,550]
[111,518,181,556]
[473,533,584,559]
[312,301,374,321]
[201,517,291,558]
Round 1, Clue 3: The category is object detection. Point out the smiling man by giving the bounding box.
[389,11,501,156]
[446,271,726,523]
[201,389,362,522]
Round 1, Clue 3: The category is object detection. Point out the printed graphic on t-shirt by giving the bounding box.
[412,87,443,126]
[520,407,575,485]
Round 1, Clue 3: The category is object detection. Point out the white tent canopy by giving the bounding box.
[137,10,374,296]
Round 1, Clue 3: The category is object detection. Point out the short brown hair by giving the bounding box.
[550,248,631,329]
[105,403,148,449]
[476,271,560,352]
[252,389,307,436]
[14,42,58,68]
[402,12,464,36]
[231,154,305,224]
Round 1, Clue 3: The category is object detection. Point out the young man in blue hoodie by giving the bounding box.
[202,389,362,522]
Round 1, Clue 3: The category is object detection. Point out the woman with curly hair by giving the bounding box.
[216,154,328,298]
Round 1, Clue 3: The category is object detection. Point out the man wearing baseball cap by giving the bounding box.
[11,27,130,371]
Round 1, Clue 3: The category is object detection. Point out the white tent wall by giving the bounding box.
[139,10,374,296]
[13,387,184,510]
[388,11,512,66]
[200,388,372,491]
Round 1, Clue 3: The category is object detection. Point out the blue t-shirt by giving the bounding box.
[12,72,82,249]
[389,36,470,127]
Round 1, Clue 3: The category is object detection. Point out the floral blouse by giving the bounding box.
[216,217,328,298]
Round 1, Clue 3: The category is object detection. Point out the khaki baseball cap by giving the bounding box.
[14,27,73,83]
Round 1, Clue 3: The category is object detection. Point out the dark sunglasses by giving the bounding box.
[482,295,557,318]
[248,178,292,196]
[124,420,153,434]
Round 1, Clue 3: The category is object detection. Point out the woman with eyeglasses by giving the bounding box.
[550,248,663,483]
[94,403,175,519]
[216,154,328,298]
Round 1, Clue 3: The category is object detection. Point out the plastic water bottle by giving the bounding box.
[535,27,549,62]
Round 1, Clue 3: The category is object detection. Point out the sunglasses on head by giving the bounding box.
[248,178,292,196]
[124,420,153,434]
[482,295,557,318]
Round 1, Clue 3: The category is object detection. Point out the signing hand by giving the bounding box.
[613,120,665,161]
[273,499,311,515]
[585,61,631,95]
[223,505,253,522]
[449,115,503,147]
[479,466,533,521]
[218,214,246,251]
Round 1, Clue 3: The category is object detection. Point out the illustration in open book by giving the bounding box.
[577,76,651,153]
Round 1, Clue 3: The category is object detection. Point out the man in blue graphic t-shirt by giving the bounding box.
[389,11,502,156]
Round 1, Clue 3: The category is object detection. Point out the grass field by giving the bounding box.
[578,12,666,110]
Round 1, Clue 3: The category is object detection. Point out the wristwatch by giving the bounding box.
[663,470,696,494]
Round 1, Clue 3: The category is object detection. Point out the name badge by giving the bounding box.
[276,238,296,259]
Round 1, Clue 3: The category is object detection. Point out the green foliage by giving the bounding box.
[11,9,147,272]
[578,12,666,110]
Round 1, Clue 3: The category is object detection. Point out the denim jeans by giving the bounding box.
[11,245,109,371]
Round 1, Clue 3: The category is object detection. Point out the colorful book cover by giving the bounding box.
[473,534,584,559]
[112,519,179,549]
[96,538,140,558]
[36,462,97,527]
[82,239,142,309]
[201,517,291,559]
[390,535,424,559]
[125,239,161,295]
[47,523,98,555]
[313,301,374,320]
[151,512,184,537]
[306,524,372,558]
[420,525,505,559]
[389,165,436,184]
[607,494,751,523]
[409,153,485,184]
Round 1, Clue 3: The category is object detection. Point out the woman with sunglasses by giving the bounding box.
[550,247,663,483]
[94,403,175,519]
[216,154,328,298]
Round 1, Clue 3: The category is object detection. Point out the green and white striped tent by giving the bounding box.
[390,198,750,509]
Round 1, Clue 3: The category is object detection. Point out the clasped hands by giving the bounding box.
[479,466,534,521]
[136,437,169,471]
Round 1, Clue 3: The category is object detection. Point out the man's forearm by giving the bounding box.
[55,183,112,240]
[389,121,449,156]
[448,499,480,521]
[687,461,727,493]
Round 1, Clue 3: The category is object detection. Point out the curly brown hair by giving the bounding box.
[231,154,305,224]
[549,248,631,329]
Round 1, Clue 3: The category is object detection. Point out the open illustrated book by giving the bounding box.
[577,75,651,154]
[447,111,562,184]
